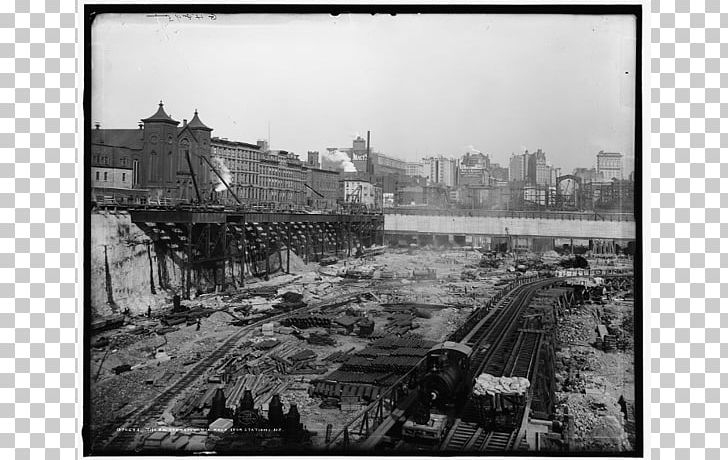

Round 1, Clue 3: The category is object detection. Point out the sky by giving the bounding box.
[91,13,637,174]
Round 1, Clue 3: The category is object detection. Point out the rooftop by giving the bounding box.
[141,101,179,125]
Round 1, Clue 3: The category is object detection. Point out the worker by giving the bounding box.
[196,318,201,331]
[147,305,152,318]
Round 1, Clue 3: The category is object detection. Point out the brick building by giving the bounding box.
[90,101,214,204]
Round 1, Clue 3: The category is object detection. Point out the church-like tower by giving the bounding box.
[141,101,180,196]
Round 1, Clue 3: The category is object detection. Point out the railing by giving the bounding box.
[93,201,384,217]
[384,207,635,222]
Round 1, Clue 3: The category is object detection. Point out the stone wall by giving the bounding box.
[90,211,185,317]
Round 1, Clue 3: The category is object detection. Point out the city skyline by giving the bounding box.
[92,13,637,174]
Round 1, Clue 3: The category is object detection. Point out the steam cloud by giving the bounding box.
[465,145,482,155]
[322,149,357,173]
[210,156,233,192]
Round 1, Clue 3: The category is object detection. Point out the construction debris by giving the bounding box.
[473,374,531,396]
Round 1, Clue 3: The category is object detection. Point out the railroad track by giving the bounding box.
[334,277,543,451]
[92,287,373,454]
[439,279,554,453]
[469,279,553,376]
[375,278,554,454]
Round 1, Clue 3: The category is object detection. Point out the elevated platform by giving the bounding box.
[129,209,384,225]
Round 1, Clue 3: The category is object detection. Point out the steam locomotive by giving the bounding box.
[402,341,474,442]
[420,341,473,408]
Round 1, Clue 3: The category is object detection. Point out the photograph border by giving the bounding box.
[82,3,644,457]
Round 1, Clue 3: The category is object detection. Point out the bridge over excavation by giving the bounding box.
[384,209,635,251]
[128,207,384,298]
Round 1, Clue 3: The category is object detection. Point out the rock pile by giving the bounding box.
[473,373,530,396]
[556,313,595,345]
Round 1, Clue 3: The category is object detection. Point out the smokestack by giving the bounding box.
[366,130,371,178]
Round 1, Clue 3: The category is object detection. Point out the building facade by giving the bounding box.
[91,101,312,209]
[90,102,214,204]
[343,179,382,210]
[509,153,526,182]
[90,127,141,202]
[405,162,424,177]
[260,150,306,207]
[527,149,552,186]
[596,151,624,181]
[210,138,265,204]
[303,166,340,211]
[423,155,458,187]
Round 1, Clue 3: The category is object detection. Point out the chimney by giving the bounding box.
[138,122,143,130]
[94,122,100,130]
[183,119,187,127]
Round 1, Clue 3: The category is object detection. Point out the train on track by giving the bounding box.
[400,342,473,442]
[420,342,473,410]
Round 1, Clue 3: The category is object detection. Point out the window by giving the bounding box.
[122,173,126,182]
[95,171,99,181]
[132,159,139,186]
[103,172,108,181]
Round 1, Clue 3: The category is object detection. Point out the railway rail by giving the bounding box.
[336,275,547,451]
[440,280,555,453]
[92,287,373,454]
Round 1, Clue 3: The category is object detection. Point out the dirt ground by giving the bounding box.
[90,247,509,447]
[91,247,635,453]
[554,264,635,452]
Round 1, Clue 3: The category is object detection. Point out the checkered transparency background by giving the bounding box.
[0,0,722,458]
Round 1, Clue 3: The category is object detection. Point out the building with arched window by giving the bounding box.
[90,101,213,205]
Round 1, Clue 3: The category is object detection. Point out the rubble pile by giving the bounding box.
[555,393,630,452]
[552,263,635,454]
[473,374,530,396]
[556,311,595,345]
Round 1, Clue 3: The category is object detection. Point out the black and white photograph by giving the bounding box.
[84,5,642,456]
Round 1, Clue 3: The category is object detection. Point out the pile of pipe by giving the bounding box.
[473,373,530,396]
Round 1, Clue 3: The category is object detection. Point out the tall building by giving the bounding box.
[423,155,458,187]
[527,149,552,186]
[460,152,490,169]
[405,162,424,177]
[596,151,624,181]
[509,153,527,182]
